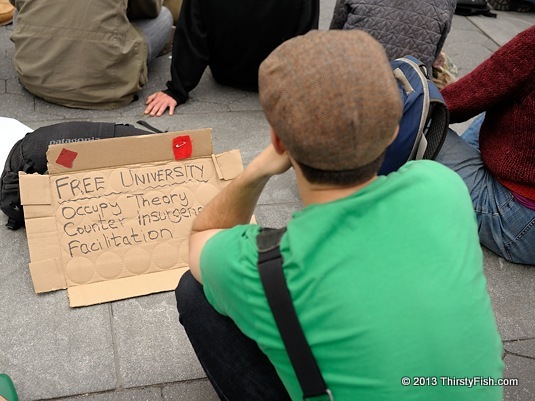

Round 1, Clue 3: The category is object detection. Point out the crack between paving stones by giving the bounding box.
[108,303,124,389]
[503,349,535,361]
[503,337,535,343]
[466,17,501,48]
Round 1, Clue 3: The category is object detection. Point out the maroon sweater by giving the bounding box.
[441,25,535,200]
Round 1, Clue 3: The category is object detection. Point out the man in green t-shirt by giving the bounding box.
[176,30,504,401]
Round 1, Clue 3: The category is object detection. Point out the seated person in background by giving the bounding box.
[0,0,14,25]
[488,0,534,12]
[435,25,535,266]
[163,0,182,24]
[9,0,173,109]
[144,0,319,116]
[175,30,503,401]
[330,0,456,73]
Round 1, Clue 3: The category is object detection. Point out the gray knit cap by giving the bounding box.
[259,30,402,171]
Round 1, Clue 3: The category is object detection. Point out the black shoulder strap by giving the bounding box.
[136,120,165,133]
[257,228,333,401]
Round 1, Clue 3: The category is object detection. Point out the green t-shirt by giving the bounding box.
[201,161,504,401]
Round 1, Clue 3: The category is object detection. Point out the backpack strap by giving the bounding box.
[22,160,36,174]
[136,120,165,133]
[5,217,22,230]
[257,228,333,401]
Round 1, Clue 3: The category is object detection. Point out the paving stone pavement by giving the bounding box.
[0,2,534,400]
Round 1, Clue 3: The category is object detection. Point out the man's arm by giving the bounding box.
[188,145,291,283]
[441,25,535,123]
[145,0,209,116]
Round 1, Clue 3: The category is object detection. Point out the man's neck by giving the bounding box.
[297,174,378,207]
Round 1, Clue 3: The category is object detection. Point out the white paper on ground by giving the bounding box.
[0,117,33,166]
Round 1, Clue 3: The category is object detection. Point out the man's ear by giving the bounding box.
[270,127,287,155]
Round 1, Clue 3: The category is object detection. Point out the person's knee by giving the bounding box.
[160,6,174,26]
[164,0,182,24]
[175,270,202,319]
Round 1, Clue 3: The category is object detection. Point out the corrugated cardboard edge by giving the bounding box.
[29,258,66,292]
[67,268,187,307]
[20,172,65,292]
[47,128,213,174]
[211,150,243,181]
[19,173,51,206]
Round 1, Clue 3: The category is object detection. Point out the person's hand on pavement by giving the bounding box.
[144,91,179,116]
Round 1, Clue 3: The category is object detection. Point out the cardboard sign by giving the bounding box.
[20,129,243,307]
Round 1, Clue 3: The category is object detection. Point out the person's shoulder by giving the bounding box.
[397,159,454,176]
[396,160,467,191]
[205,224,261,251]
[391,160,476,227]
[200,224,261,282]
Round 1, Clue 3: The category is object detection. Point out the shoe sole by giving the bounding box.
[0,16,13,25]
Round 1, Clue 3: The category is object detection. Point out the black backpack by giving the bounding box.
[455,0,497,17]
[0,121,155,230]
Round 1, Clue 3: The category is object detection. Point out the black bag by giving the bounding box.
[455,0,497,17]
[0,121,154,230]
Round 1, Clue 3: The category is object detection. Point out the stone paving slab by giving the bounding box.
[56,387,163,401]
[505,340,535,359]
[15,379,219,401]
[255,203,302,229]
[0,230,117,400]
[483,248,535,341]
[503,354,535,401]
[162,379,218,401]
[111,294,205,389]
[470,10,535,46]
[443,16,499,76]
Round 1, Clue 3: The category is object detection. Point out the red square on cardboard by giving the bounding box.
[56,148,78,168]
[173,136,192,160]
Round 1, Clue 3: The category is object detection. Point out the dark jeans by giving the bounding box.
[175,271,291,401]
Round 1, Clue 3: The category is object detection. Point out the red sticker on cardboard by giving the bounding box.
[173,136,192,160]
[56,148,78,168]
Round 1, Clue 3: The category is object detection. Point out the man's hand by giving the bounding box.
[144,91,178,116]
[188,145,292,283]
[191,144,291,235]
[247,144,292,181]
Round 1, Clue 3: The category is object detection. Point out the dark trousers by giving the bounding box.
[175,271,291,401]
